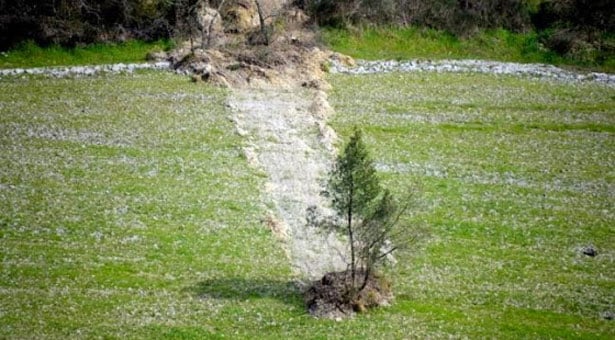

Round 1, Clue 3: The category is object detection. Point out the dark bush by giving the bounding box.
[532,0,614,63]
[543,28,578,55]
[0,0,177,50]
[532,0,614,32]
[304,0,531,34]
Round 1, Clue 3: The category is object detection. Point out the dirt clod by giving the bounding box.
[582,245,597,257]
[304,270,393,319]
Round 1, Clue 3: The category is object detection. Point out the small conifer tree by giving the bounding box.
[320,128,412,296]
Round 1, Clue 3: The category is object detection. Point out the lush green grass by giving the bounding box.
[0,40,172,69]
[328,72,614,338]
[1,71,613,338]
[322,27,615,73]
[0,72,297,338]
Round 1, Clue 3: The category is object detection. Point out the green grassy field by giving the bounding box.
[0,72,297,338]
[322,27,615,73]
[328,72,614,338]
[1,71,613,338]
[0,40,172,69]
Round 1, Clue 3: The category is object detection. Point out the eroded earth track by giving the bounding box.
[228,86,346,280]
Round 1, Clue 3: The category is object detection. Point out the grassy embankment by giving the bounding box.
[1,69,613,338]
[322,27,615,73]
[2,27,613,74]
[0,40,172,69]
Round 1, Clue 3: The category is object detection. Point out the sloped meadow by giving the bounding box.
[0,72,296,338]
[328,72,614,338]
[0,70,613,338]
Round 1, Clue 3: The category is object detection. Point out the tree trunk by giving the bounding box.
[358,266,371,292]
[203,0,225,49]
[254,0,269,45]
[348,182,356,287]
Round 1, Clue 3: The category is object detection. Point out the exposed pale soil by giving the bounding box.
[228,86,346,281]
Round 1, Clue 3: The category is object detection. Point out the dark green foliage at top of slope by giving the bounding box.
[299,0,613,35]
[300,0,531,35]
[532,0,614,32]
[1,0,613,70]
[0,0,179,50]
[530,0,614,64]
[299,0,613,68]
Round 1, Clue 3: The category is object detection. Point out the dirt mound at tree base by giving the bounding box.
[304,270,393,319]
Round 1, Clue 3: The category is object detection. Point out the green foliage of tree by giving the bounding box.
[316,128,415,295]
[326,128,380,285]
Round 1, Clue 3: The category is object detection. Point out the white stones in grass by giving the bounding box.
[377,161,450,178]
[601,310,614,320]
[91,230,104,242]
[0,62,171,79]
[330,58,615,85]
[19,124,135,147]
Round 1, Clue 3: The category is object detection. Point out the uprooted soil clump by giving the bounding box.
[304,270,394,319]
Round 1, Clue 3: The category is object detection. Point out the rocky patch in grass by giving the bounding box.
[330,58,615,85]
[0,62,170,78]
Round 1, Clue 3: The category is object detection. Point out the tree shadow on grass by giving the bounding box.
[189,277,303,307]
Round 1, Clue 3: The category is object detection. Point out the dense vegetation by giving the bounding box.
[305,0,613,69]
[0,0,178,49]
[321,27,615,72]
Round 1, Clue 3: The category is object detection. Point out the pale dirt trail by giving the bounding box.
[228,86,347,281]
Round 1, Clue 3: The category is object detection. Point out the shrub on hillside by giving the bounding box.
[302,0,532,35]
[0,0,176,49]
[532,0,614,65]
